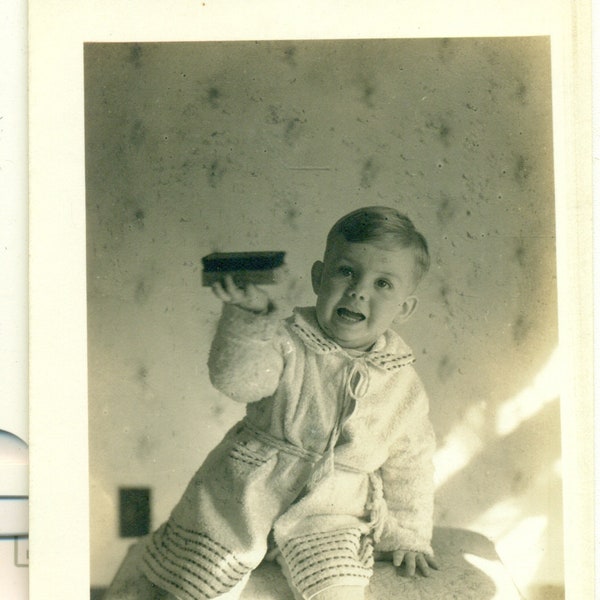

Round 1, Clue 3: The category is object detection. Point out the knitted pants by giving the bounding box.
[138,423,375,600]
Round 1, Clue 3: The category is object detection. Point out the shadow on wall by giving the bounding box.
[436,399,560,525]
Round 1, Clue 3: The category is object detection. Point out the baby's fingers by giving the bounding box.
[221,274,247,301]
[416,554,432,577]
[403,553,416,577]
[392,551,404,568]
[212,279,233,302]
[213,275,270,312]
[211,275,245,304]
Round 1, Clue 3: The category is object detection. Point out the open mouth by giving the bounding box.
[336,307,366,322]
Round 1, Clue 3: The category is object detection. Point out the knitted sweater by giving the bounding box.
[208,303,435,555]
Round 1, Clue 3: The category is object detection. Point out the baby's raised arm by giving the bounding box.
[207,274,284,404]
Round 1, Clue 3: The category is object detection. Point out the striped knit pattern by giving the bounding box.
[368,352,415,371]
[140,521,252,600]
[280,528,374,599]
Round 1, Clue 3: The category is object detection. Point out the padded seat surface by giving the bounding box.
[241,528,523,600]
[101,527,523,600]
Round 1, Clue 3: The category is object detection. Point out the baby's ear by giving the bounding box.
[311,261,324,294]
[395,296,418,322]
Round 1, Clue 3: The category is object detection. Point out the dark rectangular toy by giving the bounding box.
[201,251,286,286]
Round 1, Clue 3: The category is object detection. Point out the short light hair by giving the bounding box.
[325,206,430,283]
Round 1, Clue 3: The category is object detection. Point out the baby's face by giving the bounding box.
[311,238,419,350]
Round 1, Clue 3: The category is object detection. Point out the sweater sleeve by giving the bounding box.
[375,376,436,556]
[207,303,285,403]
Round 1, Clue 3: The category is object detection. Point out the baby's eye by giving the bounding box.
[375,279,392,289]
[339,266,353,277]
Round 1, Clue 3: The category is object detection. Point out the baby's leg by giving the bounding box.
[105,571,249,600]
[277,551,367,600]
[104,548,249,600]
[285,582,366,600]
[212,571,251,600]
[310,586,366,600]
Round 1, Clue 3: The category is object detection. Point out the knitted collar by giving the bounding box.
[289,307,415,372]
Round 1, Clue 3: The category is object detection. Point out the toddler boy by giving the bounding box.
[106,206,437,600]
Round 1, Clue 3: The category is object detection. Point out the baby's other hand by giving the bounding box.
[392,550,439,577]
[212,274,271,314]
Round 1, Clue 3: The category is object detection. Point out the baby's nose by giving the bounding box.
[348,283,368,301]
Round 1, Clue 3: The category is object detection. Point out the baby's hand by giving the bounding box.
[392,550,439,577]
[212,274,271,314]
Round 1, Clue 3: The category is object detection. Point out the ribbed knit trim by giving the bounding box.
[140,521,253,600]
[368,351,415,371]
[280,528,373,599]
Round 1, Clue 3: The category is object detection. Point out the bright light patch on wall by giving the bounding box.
[468,502,549,594]
[468,499,523,540]
[496,347,559,436]
[465,461,564,592]
[433,412,485,488]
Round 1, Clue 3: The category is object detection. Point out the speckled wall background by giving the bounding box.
[85,38,561,597]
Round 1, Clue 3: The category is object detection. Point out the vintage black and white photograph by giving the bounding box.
[82,38,564,600]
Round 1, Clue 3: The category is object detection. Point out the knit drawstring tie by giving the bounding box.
[306,359,370,490]
[344,360,370,402]
[366,471,388,543]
